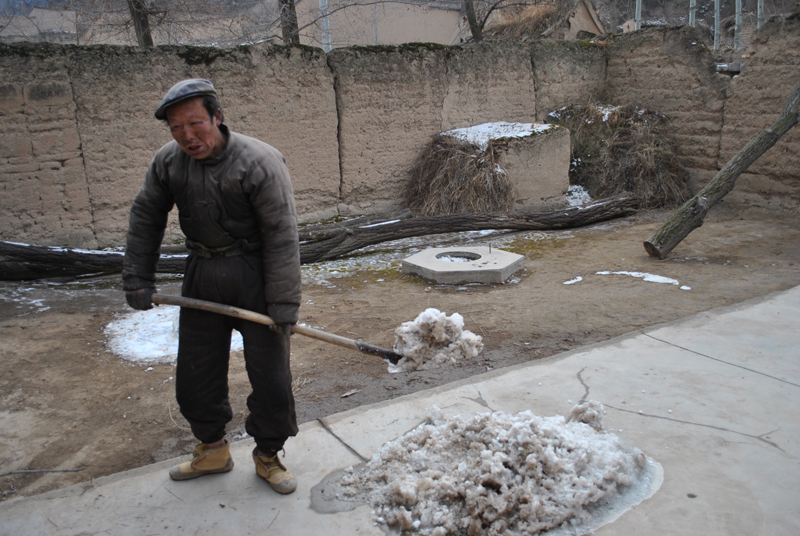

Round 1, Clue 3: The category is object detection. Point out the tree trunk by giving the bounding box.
[464,0,482,42]
[644,81,800,259]
[278,0,300,44]
[0,195,637,281]
[127,0,154,47]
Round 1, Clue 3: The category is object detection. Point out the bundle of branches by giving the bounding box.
[546,103,691,208]
[405,135,516,216]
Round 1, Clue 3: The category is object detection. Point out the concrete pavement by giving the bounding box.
[2,286,799,535]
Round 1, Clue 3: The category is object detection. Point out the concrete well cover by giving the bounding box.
[401,246,524,284]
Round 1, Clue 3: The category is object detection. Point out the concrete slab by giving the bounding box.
[401,246,524,284]
[0,421,379,536]
[2,286,798,536]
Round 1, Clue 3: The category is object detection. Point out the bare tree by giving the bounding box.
[465,0,483,41]
[278,0,299,43]
[126,0,153,46]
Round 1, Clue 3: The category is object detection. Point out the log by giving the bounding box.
[0,195,637,281]
[299,209,412,242]
[644,81,800,259]
[300,194,638,263]
[0,243,184,281]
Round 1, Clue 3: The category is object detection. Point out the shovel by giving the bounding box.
[151,293,404,364]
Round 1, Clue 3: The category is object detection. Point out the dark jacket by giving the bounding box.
[123,125,301,323]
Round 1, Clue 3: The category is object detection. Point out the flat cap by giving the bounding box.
[155,79,217,120]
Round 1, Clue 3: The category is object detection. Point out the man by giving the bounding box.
[122,79,301,494]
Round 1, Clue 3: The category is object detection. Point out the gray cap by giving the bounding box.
[155,78,217,120]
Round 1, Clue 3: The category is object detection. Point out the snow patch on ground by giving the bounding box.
[338,402,658,535]
[596,271,679,286]
[104,306,243,364]
[389,308,483,373]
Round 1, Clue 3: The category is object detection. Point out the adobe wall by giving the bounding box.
[719,15,800,209]
[0,43,340,249]
[1,21,798,250]
[0,46,96,247]
[528,39,606,119]
[604,26,729,192]
[328,42,537,214]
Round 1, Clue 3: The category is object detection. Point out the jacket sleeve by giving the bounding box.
[122,155,175,291]
[247,149,301,324]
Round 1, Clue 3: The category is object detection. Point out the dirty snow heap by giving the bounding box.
[390,308,483,373]
[340,402,654,535]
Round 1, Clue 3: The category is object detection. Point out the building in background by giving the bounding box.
[295,0,466,51]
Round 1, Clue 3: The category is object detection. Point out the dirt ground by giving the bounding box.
[1,202,799,501]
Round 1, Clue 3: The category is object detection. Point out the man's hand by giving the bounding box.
[126,288,156,311]
[269,323,294,337]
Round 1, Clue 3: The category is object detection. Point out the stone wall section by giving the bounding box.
[1,23,798,249]
[328,43,537,215]
[0,42,340,248]
[327,45,450,215]
[719,16,800,209]
[604,26,729,192]
[0,45,96,248]
[439,43,537,130]
[529,40,606,120]
[496,126,571,209]
[68,46,180,248]
[210,45,341,224]
[68,44,340,248]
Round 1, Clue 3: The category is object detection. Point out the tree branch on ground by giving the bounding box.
[0,195,637,281]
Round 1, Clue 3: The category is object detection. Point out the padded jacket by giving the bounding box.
[122,125,301,323]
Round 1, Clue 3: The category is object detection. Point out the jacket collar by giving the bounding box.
[197,124,232,166]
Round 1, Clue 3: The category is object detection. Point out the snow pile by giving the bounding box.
[570,399,605,430]
[390,309,483,373]
[340,402,650,535]
[104,306,243,364]
[566,185,591,207]
[444,122,555,150]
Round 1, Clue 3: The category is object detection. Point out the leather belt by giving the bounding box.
[185,238,261,259]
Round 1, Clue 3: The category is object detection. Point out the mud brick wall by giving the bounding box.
[328,43,537,214]
[604,26,729,192]
[72,44,340,248]
[1,22,798,249]
[0,42,340,249]
[529,39,606,120]
[0,46,96,247]
[719,16,800,209]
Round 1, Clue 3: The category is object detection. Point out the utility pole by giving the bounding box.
[735,0,742,49]
[714,0,720,50]
[635,0,641,30]
[757,0,765,28]
[319,0,331,52]
[689,0,696,27]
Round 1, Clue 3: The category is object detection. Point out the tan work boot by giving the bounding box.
[169,439,234,481]
[253,448,297,494]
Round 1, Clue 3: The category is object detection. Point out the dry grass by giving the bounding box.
[484,4,561,38]
[546,104,691,208]
[405,135,516,217]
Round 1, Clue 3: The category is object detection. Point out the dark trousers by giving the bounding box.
[175,253,298,453]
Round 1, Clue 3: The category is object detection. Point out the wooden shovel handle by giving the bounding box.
[150,293,403,364]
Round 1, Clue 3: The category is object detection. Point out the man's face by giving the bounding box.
[165,97,225,160]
